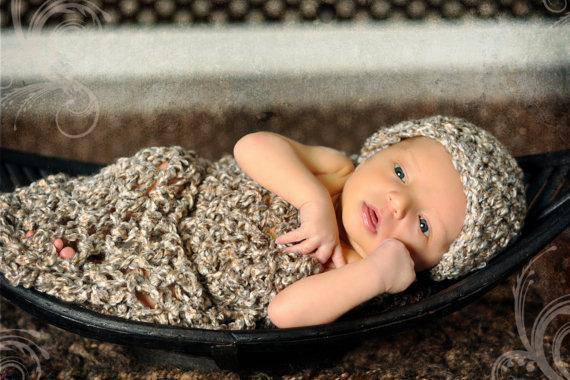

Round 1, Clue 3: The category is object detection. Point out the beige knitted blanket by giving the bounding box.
[0,146,325,330]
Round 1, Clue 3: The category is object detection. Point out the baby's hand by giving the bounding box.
[364,238,416,294]
[275,198,346,268]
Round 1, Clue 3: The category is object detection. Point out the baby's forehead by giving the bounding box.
[398,135,435,146]
[401,136,455,156]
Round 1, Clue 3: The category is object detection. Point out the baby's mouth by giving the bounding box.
[368,203,381,229]
[362,202,380,233]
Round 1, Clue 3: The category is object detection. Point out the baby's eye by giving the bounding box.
[394,163,430,238]
[419,216,430,237]
[394,163,406,182]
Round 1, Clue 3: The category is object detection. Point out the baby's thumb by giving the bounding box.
[331,245,346,268]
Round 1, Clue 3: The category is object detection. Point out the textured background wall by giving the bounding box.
[0,0,564,27]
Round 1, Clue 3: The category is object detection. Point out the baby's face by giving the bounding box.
[340,136,467,273]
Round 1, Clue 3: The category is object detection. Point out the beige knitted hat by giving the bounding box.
[354,115,527,281]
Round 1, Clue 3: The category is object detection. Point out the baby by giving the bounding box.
[233,115,527,328]
[20,115,527,329]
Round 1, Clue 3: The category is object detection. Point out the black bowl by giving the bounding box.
[1,147,569,371]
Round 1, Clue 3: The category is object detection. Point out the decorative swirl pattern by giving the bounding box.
[0,329,49,379]
[543,0,567,13]
[491,244,569,379]
[0,0,110,138]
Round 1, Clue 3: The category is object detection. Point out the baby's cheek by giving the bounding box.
[412,251,436,272]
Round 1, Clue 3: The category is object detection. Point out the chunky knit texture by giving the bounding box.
[355,115,528,281]
[0,146,324,330]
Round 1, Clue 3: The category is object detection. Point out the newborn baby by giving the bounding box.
[234,116,527,327]
[3,115,527,330]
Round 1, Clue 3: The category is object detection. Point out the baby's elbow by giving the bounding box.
[234,132,265,153]
[268,298,338,329]
[268,298,292,329]
[268,296,310,329]
[233,135,250,159]
[233,132,267,166]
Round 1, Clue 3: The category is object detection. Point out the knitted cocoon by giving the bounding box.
[0,146,324,330]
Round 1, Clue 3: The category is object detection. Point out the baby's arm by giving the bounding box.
[268,257,385,328]
[268,239,416,328]
[233,131,354,208]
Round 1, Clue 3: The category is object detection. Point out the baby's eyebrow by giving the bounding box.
[403,146,422,177]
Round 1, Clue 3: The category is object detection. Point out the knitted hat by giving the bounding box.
[353,115,527,281]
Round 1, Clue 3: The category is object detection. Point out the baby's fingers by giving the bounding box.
[314,244,334,264]
[282,238,317,255]
[275,227,305,244]
[331,245,346,268]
